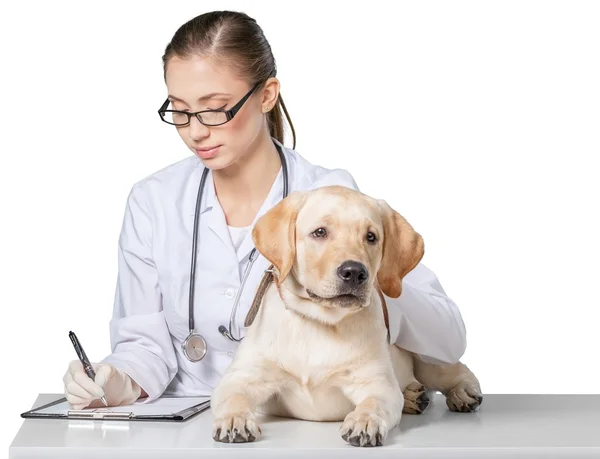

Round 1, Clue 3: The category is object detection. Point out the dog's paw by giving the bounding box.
[446,382,483,413]
[340,410,388,447]
[212,412,262,443]
[402,381,430,414]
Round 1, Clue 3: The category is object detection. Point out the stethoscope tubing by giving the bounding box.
[186,142,289,350]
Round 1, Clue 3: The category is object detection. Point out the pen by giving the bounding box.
[68,331,108,407]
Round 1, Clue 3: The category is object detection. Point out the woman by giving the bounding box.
[63,10,467,410]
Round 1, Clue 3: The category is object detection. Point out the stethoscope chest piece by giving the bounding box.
[182,333,207,362]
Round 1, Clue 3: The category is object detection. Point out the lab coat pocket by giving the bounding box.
[160,274,190,342]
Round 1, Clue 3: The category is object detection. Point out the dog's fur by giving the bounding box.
[211,185,482,447]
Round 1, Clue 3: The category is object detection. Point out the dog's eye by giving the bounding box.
[312,228,327,238]
[367,232,377,243]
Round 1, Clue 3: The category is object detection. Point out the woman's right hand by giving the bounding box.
[63,360,143,409]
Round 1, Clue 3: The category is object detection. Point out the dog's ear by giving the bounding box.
[252,191,307,283]
[376,199,425,298]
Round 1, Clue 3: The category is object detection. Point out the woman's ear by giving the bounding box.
[261,77,280,113]
[376,199,425,298]
[252,191,307,283]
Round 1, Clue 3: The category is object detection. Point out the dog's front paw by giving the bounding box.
[212,412,262,443]
[340,410,388,447]
[446,382,483,413]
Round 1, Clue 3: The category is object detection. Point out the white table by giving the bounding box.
[9,393,600,458]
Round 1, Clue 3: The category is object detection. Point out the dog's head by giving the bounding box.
[252,185,424,322]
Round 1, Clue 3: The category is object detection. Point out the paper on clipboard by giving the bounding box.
[22,395,211,421]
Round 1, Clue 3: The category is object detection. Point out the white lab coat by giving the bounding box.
[101,138,467,402]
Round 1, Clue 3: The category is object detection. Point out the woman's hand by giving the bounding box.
[63,360,143,409]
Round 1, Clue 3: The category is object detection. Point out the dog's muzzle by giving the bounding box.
[306,260,370,307]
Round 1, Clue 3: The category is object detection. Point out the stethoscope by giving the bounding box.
[182,142,289,362]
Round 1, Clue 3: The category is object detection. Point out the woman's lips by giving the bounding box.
[195,145,221,159]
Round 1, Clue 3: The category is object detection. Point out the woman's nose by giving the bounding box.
[188,115,210,140]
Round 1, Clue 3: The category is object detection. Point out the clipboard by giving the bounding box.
[21,395,211,422]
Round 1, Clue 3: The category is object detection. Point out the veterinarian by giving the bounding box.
[62,10,468,410]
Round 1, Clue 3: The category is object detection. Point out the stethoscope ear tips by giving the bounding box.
[218,325,233,340]
[218,325,241,342]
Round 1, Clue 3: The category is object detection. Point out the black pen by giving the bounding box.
[68,331,108,406]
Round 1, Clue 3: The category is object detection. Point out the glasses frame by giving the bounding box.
[158,81,262,127]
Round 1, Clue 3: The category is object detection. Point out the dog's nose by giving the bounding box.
[337,261,368,285]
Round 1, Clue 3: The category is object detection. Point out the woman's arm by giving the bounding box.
[383,263,467,364]
[100,182,179,401]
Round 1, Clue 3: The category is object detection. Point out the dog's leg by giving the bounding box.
[389,345,431,415]
[339,366,404,447]
[413,357,483,412]
[211,360,286,443]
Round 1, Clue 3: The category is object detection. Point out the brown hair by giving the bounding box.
[161,10,297,149]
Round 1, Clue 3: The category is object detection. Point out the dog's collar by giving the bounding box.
[376,285,392,344]
[243,265,277,328]
[244,264,392,344]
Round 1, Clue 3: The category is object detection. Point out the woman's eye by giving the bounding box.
[366,232,377,243]
[312,228,327,238]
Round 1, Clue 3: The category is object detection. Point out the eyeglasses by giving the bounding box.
[158,81,262,127]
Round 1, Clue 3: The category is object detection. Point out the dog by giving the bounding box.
[211,185,482,447]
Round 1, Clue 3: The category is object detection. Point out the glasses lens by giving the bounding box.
[199,111,228,126]
[160,111,189,125]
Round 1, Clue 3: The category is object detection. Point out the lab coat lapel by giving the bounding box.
[199,170,238,260]
[207,201,237,259]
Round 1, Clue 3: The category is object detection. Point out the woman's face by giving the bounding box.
[164,55,278,170]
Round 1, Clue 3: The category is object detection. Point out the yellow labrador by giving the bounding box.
[211,185,482,447]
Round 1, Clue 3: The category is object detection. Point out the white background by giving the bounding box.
[2,0,599,453]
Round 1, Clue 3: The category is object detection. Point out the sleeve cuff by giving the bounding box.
[101,352,169,403]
